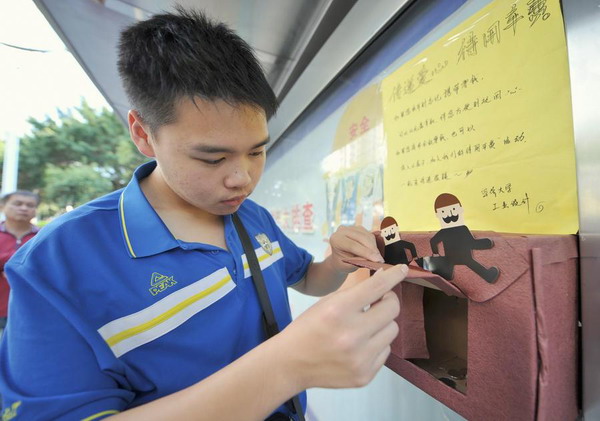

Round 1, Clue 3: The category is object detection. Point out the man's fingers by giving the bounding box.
[344,264,407,309]
[367,318,399,355]
[360,265,406,306]
[359,291,400,337]
[338,269,370,291]
[335,226,383,262]
[370,344,392,373]
[365,317,398,372]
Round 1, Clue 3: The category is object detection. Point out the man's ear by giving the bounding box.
[128,110,156,158]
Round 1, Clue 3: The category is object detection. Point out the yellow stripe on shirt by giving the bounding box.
[242,242,284,278]
[81,410,120,421]
[242,247,282,270]
[98,267,236,357]
[106,274,232,347]
[119,193,137,258]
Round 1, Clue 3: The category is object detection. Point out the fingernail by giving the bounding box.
[399,264,408,274]
[372,254,384,263]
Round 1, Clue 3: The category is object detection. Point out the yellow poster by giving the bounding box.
[381,0,577,234]
[322,84,386,235]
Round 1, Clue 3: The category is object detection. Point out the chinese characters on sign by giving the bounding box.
[271,203,316,234]
[381,0,577,234]
[458,0,552,62]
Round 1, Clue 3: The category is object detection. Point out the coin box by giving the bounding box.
[382,233,579,421]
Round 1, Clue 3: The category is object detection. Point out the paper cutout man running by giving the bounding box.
[417,193,500,283]
[380,216,417,265]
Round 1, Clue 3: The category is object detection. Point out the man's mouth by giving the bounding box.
[221,195,247,207]
[385,233,396,241]
[443,214,459,224]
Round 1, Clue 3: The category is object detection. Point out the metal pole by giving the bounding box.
[563,0,600,418]
[1,133,20,196]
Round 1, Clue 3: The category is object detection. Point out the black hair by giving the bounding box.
[1,190,40,206]
[117,8,278,132]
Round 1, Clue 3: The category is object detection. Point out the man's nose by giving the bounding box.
[225,163,251,188]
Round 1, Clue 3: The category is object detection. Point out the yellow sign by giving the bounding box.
[381,0,577,234]
[322,84,386,234]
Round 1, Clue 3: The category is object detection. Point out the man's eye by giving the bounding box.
[250,150,264,157]
[200,158,225,165]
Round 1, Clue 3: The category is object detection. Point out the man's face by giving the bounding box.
[3,194,37,223]
[381,223,400,245]
[435,203,465,229]
[147,98,268,217]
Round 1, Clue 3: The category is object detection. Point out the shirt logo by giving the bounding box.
[255,233,273,255]
[149,272,177,296]
[2,401,21,421]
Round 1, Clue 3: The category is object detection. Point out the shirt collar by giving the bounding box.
[119,161,180,258]
[0,220,39,235]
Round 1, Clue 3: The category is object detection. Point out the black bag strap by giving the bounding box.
[232,213,306,421]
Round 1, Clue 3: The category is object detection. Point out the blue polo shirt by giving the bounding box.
[0,161,312,421]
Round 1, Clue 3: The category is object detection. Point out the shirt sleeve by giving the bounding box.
[262,209,313,287]
[0,262,134,420]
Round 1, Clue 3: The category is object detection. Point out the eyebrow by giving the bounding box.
[192,137,270,154]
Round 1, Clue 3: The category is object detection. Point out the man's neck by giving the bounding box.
[140,169,227,248]
[4,220,33,239]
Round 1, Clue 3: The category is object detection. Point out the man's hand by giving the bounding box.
[109,266,407,421]
[329,226,384,274]
[277,264,407,390]
[297,226,385,296]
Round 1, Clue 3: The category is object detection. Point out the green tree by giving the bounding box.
[17,100,148,216]
[43,164,114,210]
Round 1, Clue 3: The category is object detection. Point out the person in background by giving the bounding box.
[0,190,40,334]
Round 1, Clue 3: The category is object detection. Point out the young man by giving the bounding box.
[0,9,408,421]
[0,191,39,334]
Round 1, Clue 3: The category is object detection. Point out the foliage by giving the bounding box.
[14,100,148,218]
[43,164,114,210]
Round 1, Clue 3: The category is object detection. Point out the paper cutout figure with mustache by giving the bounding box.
[417,193,499,283]
[380,216,417,265]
